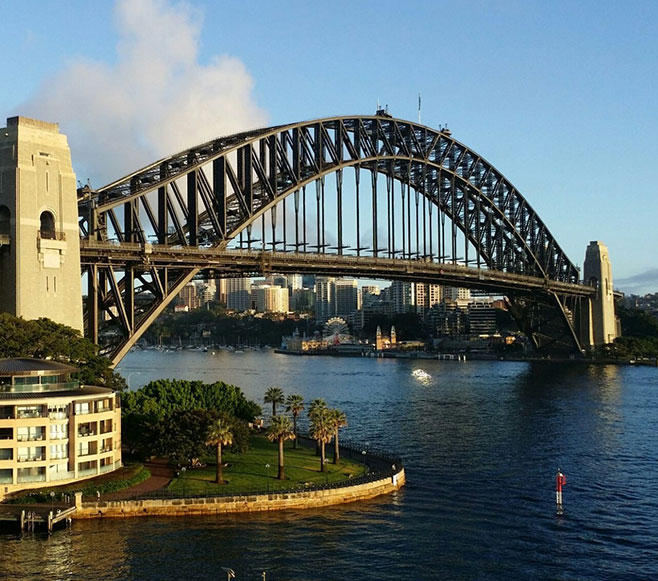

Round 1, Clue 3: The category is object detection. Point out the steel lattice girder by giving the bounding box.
[77,115,588,363]
[80,116,579,283]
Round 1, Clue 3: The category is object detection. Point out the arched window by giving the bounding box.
[40,211,56,240]
[0,206,9,236]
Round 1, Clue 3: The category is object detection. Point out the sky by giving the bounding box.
[2,0,657,294]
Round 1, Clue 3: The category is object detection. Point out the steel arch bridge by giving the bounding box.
[78,114,594,365]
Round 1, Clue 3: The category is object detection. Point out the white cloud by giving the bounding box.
[20,0,268,187]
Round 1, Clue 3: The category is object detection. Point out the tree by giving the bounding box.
[264,386,285,416]
[206,415,234,484]
[266,415,295,480]
[121,380,258,459]
[155,410,214,466]
[328,409,348,464]
[285,394,305,449]
[309,408,333,473]
[308,398,328,456]
[0,314,126,391]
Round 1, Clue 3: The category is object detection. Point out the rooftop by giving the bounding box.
[0,385,113,400]
[0,358,78,376]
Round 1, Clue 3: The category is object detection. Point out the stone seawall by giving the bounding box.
[73,468,405,519]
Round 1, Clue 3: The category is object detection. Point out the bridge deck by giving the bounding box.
[80,240,595,297]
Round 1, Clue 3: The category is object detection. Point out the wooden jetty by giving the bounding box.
[0,504,76,533]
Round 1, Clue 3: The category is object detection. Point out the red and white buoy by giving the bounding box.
[556,469,566,515]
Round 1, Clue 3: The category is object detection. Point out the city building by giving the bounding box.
[0,358,122,500]
[334,279,360,318]
[226,277,252,312]
[315,276,335,322]
[361,285,381,307]
[251,285,289,314]
[467,300,498,337]
[178,282,201,311]
[390,281,413,314]
[414,283,442,317]
[443,286,471,301]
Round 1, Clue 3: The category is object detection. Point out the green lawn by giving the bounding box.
[167,435,367,495]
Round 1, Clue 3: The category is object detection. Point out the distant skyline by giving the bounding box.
[3,0,657,294]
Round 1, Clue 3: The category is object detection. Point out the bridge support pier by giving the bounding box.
[0,117,83,332]
[578,241,619,349]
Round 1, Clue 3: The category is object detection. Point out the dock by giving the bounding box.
[0,503,76,533]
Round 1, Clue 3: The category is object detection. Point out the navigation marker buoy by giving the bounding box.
[556,469,566,516]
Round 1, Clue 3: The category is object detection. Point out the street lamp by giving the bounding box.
[265,463,270,492]
[221,567,235,580]
[181,466,187,496]
[50,490,55,512]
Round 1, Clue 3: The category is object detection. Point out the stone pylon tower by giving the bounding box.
[0,117,83,332]
[581,240,618,347]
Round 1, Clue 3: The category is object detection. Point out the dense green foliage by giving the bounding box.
[144,309,318,347]
[618,305,658,339]
[122,379,261,421]
[600,306,658,359]
[121,379,260,462]
[0,314,126,390]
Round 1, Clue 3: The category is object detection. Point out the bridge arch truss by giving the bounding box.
[78,115,590,364]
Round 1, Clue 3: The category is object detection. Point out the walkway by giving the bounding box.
[104,460,175,499]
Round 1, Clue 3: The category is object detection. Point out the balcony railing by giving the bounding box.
[17,473,46,483]
[16,411,47,419]
[77,449,97,457]
[50,470,75,482]
[17,456,45,462]
[49,411,69,420]
[2,381,79,394]
[17,435,45,442]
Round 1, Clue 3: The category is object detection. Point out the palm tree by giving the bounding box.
[264,386,285,416]
[285,394,305,449]
[205,416,233,484]
[308,398,328,420]
[308,398,327,455]
[309,408,333,473]
[328,409,348,464]
[266,415,295,480]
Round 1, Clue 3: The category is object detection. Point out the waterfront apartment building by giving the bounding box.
[0,358,122,500]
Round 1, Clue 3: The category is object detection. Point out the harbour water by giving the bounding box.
[1,350,657,580]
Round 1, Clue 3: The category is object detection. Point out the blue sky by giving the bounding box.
[3,0,657,293]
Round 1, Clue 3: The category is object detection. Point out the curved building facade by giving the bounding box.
[0,358,121,499]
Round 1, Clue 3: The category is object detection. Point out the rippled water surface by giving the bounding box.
[2,351,658,580]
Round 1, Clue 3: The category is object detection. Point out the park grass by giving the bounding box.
[166,435,367,495]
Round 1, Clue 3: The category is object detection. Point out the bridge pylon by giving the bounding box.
[578,241,619,349]
[0,117,83,332]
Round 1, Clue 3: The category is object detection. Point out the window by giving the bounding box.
[0,205,9,236]
[39,211,56,239]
